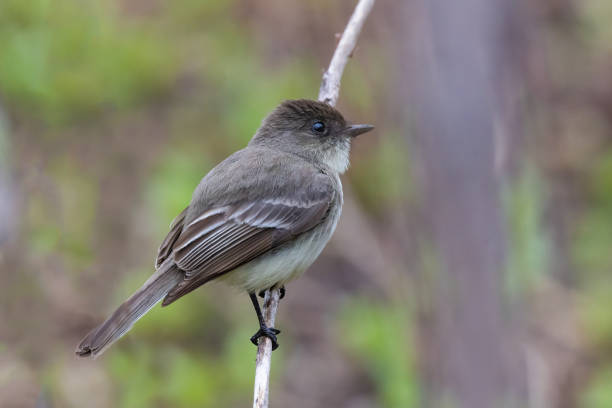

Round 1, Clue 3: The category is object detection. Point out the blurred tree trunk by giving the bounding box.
[402,0,521,406]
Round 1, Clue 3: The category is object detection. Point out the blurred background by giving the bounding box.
[2,0,612,407]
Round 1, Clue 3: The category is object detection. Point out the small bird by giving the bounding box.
[76,99,373,357]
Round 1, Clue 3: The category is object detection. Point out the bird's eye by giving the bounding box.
[312,121,326,133]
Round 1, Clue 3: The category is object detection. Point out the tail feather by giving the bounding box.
[76,262,183,358]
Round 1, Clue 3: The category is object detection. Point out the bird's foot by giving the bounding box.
[258,286,285,300]
[250,326,281,350]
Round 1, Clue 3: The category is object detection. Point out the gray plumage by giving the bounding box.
[76,99,373,358]
[76,260,183,357]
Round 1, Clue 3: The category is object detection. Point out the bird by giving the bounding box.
[76,99,374,357]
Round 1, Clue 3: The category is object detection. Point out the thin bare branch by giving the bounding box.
[253,289,281,408]
[318,0,376,107]
[252,1,375,407]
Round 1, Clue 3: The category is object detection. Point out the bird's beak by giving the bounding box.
[343,124,375,138]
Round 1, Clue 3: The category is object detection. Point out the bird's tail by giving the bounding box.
[76,261,183,358]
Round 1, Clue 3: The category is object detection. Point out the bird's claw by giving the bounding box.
[258,286,286,300]
[250,326,281,350]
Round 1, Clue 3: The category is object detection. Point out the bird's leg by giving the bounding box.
[258,285,286,299]
[249,292,281,350]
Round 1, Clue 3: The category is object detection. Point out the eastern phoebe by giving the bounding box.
[76,99,373,357]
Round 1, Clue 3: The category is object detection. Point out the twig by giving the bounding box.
[318,0,376,107]
[252,1,375,407]
[253,288,281,408]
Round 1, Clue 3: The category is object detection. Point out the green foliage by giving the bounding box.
[580,0,612,55]
[108,344,254,408]
[164,351,220,407]
[337,298,418,408]
[218,62,320,146]
[574,153,612,280]
[579,281,612,349]
[106,283,256,407]
[0,0,177,125]
[590,154,612,204]
[104,269,260,407]
[27,157,96,267]
[574,152,612,404]
[222,327,260,391]
[27,192,61,255]
[503,167,548,296]
[108,348,163,408]
[350,133,414,214]
[146,147,212,232]
[581,367,612,408]
[341,64,376,113]
[574,209,612,279]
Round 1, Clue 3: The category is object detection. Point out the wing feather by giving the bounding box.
[161,194,332,305]
[156,207,188,268]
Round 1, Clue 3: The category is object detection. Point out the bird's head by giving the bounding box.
[250,99,374,173]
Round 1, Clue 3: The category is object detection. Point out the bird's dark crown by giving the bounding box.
[249,99,365,173]
[263,99,346,131]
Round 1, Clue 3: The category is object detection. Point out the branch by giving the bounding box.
[318,0,376,107]
[252,288,281,408]
[252,1,375,407]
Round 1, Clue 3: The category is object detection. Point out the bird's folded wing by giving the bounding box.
[160,183,333,305]
[156,207,188,268]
